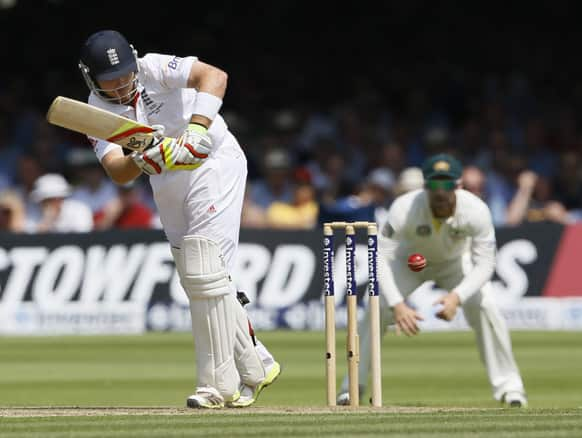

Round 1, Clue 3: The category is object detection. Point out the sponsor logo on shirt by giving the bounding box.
[141,89,164,117]
[416,225,431,236]
[448,227,467,239]
[167,56,182,70]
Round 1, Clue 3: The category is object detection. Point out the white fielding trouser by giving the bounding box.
[342,254,525,401]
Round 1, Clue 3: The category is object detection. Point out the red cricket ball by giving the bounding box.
[408,253,426,272]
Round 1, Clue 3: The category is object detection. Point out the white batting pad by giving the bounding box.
[189,293,240,400]
[173,235,233,298]
[233,301,265,386]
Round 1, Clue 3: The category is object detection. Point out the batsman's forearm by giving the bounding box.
[101,153,142,185]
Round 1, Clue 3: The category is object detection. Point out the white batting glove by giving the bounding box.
[129,125,166,175]
[130,124,167,175]
[131,124,211,175]
[175,123,212,167]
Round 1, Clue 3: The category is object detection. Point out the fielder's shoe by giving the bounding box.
[336,391,350,406]
[503,391,528,408]
[227,361,282,408]
[336,385,366,406]
[187,386,239,409]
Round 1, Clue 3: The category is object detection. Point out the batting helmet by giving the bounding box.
[79,30,139,102]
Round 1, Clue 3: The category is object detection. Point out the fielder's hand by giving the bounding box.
[393,302,424,336]
[434,292,461,321]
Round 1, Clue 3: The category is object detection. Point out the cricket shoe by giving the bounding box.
[227,361,282,408]
[186,386,240,409]
[336,392,350,406]
[336,385,365,406]
[502,391,528,408]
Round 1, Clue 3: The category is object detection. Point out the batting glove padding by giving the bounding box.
[174,123,212,169]
[131,124,211,175]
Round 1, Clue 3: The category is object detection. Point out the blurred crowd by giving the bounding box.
[2,69,582,234]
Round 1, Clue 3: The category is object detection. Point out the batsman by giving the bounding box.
[338,153,527,407]
[77,30,280,408]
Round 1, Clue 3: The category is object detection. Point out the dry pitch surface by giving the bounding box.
[0,405,494,417]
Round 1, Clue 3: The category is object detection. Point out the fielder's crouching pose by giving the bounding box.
[78,30,280,408]
[338,154,527,407]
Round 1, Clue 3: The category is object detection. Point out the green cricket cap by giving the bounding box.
[421,153,463,180]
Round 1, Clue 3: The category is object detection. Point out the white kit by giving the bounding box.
[88,53,272,403]
[342,189,526,403]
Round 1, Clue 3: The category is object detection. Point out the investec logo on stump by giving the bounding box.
[322,236,333,296]
[345,236,355,295]
[367,235,378,297]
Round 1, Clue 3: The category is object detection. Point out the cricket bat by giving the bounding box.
[46,96,157,152]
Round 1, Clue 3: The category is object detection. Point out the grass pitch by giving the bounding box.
[0,331,580,437]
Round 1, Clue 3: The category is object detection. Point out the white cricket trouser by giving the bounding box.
[153,133,273,392]
[342,253,525,401]
[152,132,246,271]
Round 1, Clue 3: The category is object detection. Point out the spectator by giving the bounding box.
[13,155,44,223]
[485,152,526,226]
[505,171,569,226]
[0,118,22,190]
[249,148,294,208]
[365,169,395,203]
[306,141,350,202]
[3,18,582,228]
[378,143,406,176]
[29,174,93,233]
[364,168,395,225]
[241,185,268,229]
[94,182,154,230]
[394,167,424,196]
[305,137,343,196]
[0,190,26,232]
[523,119,557,178]
[68,148,118,215]
[552,152,582,221]
[462,165,487,199]
[318,180,376,224]
[461,166,525,225]
[266,181,319,229]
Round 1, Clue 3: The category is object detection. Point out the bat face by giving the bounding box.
[46,96,156,152]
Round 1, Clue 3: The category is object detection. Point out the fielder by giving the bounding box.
[338,154,527,407]
[78,30,280,408]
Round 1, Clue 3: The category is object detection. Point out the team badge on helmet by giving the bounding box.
[433,160,450,172]
[78,30,139,104]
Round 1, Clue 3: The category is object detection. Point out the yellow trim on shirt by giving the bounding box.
[432,217,443,233]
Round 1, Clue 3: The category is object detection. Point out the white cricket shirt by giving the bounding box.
[85,53,246,256]
[88,53,229,161]
[379,189,496,303]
